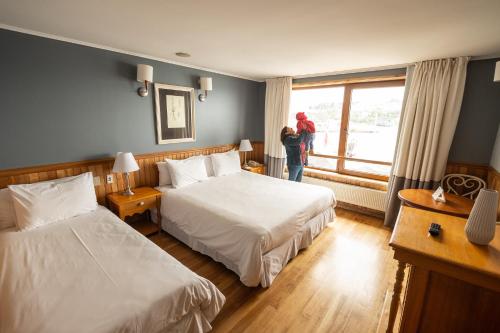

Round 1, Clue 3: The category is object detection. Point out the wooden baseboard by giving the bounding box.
[336,201,385,219]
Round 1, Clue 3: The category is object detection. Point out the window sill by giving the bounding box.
[303,168,388,191]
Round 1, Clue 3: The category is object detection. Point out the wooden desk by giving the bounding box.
[398,189,474,218]
[386,207,500,333]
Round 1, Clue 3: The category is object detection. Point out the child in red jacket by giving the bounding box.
[296,112,316,166]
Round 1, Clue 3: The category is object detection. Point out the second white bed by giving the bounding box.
[158,171,336,287]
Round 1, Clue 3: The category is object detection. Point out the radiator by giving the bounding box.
[302,176,387,212]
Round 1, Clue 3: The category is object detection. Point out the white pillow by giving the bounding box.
[8,172,98,231]
[201,155,215,177]
[0,188,16,230]
[210,150,242,177]
[166,157,209,188]
[157,155,213,186]
[157,161,172,186]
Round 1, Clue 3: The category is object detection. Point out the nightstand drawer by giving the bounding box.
[120,196,157,214]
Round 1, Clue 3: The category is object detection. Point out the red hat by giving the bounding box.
[296,112,307,121]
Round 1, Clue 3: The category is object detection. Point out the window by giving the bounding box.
[289,79,405,181]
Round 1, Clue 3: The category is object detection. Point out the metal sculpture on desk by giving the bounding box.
[432,186,446,203]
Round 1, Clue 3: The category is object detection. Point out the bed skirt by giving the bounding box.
[158,207,335,288]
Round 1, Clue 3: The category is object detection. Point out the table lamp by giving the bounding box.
[239,139,253,167]
[112,152,139,196]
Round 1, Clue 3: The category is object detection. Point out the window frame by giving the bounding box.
[292,76,406,182]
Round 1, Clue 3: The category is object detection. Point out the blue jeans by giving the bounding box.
[288,165,303,182]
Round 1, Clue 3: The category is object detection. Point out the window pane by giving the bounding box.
[346,86,405,163]
[289,87,344,155]
[307,156,337,171]
[344,161,391,176]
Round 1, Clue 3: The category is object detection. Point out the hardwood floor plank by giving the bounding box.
[152,208,396,333]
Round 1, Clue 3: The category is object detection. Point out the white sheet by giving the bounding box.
[159,171,336,286]
[0,206,225,333]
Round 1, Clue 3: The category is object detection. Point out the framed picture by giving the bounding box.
[154,83,196,144]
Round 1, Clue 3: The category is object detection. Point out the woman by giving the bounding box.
[280,126,306,182]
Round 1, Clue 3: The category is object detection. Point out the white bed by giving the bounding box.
[0,206,225,333]
[158,170,336,287]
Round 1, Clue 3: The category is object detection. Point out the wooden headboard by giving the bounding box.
[0,141,264,205]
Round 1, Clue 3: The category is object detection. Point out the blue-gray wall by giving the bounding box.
[0,29,265,169]
[448,58,500,165]
[1,28,497,169]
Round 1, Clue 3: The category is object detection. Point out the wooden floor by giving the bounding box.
[150,208,397,333]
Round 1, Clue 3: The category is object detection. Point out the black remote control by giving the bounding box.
[429,223,441,236]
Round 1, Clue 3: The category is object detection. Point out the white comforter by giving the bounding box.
[160,171,336,286]
[0,207,224,333]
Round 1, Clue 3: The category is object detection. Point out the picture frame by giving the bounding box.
[154,83,196,144]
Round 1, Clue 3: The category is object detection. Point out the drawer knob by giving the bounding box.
[138,201,145,206]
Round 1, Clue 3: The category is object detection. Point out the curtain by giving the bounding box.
[384,57,470,227]
[264,77,292,178]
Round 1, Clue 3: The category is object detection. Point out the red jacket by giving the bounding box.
[296,112,316,134]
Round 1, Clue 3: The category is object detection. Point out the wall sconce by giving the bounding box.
[198,77,213,102]
[137,64,153,97]
[494,61,500,82]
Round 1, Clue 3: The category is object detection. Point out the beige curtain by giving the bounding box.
[384,57,470,227]
[264,77,292,178]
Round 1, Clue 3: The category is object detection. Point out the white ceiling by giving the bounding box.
[1,0,500,81]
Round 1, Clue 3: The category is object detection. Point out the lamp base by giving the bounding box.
[121,188,135,196]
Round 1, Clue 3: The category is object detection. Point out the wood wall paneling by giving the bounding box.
[0,142,264,205]
[445,162,491,180]
[1,145,498,219]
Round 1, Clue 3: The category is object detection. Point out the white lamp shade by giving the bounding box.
[200,77,213,91]
[239,139,253,152]
[494,61,500,82]
[137,64,153,83]
[112,152,139,173]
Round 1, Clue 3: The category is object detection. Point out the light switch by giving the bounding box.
[107,174,114,184]
[93,176,101,186]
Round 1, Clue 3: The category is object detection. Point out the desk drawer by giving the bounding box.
[120,196,157,214]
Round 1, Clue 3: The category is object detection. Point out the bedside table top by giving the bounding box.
[243,165,266,171]
[106,187,161,205]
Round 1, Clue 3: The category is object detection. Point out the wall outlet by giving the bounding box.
[93,176,101,186]
[106,174,114,184]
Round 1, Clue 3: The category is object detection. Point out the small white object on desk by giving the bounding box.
[432,186,446,203]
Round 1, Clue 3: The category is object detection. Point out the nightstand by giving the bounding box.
[242,165,267,175]
[106,187,162,237]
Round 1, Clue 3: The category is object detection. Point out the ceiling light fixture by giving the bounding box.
[175,52,191,58]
